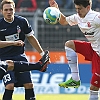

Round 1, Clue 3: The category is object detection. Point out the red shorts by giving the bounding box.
[90,73,100,88]
[74,40,100,87]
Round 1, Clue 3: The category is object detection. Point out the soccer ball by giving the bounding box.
[43,7,60,24]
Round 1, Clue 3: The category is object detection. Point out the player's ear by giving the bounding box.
[87,5,90,10]
[14,8,15,14]
[0,9,3,14]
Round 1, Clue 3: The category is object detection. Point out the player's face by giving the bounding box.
[75,5,90,18]
[1,4,15,22]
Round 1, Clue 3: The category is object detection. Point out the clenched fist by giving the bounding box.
[13,40,24,46]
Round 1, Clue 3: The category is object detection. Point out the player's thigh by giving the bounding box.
[3,71,16,86]
[13,55,32,87]
[0,68,7,80]
[90,73,100,90]
[14,71,32,87]
[65,40,75,50]
[74,40,94,61]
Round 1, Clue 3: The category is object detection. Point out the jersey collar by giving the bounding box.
[4,17,14,23]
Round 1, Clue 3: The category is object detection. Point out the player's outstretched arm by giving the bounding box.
[49,0,68,25]
[49,0,59,9]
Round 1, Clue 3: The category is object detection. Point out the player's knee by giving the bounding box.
[6,60,14,71]
[6,60,13,63]
[65,40,75,50]
[24,83,33,89]
[5,83,14,90]
[90,85,99,91]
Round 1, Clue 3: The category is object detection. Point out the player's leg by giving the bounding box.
[88,49,100,100]
[23,73,36,100]
[89,87,99,100]
[0,50,50,79]
[2,50,50,100]
[0,61,8,79]
[2,88,14,100]
[59,40,93,88]
[89,73,100,100]
[13,50,50,72]
[2,71,15,100]
[59,40,80,88]
[25,88,36,100]
[14,71,36,100]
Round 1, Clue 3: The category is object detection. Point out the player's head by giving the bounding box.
[0,0,15,22]
[73,0,92,18]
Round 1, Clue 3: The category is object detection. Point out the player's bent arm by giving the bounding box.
[0,40,15,48]
[0,40,24,48]
[49,0,68,25]
[26,34,44,54]
[59,13,68,25]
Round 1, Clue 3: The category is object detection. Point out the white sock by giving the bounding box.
[65,46,80,81]
[89,90,99,100]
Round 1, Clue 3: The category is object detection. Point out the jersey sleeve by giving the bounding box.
[94,14,100,27]
[23,18,33,34]
[66,14,78,26]
[25,30,34,37]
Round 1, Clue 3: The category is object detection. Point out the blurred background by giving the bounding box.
[0,0,99,99]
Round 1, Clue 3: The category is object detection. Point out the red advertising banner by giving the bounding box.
[25,51,90,64]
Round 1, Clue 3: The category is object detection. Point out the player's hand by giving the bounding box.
[13,40,24,46]
[49,0,59,9]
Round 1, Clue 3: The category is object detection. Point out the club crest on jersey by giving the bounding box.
[87,22,91,27]
[17,25,21,34]
[98,15,100,18]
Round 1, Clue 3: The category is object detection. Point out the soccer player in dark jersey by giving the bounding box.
[0,0,49,100]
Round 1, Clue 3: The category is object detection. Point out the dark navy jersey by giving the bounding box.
[0,15,33,57]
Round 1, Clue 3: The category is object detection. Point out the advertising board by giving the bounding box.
[0,52,92,94]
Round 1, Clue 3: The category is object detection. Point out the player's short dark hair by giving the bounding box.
[1,0,15,9]
[74,0,92,7]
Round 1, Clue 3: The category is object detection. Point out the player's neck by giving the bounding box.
[4,17,14,23]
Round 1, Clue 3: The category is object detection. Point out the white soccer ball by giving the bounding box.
[43,7,61,25]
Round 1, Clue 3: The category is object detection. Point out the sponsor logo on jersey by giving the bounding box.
[84,32,94,35]
[87,22,91,27]
[0,29,6,31]
[98,15,100,18]
[5,33,19,41]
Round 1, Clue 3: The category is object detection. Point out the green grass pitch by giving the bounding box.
[0,94,89,100]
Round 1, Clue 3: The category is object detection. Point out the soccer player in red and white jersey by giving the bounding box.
[49,0,100,100]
